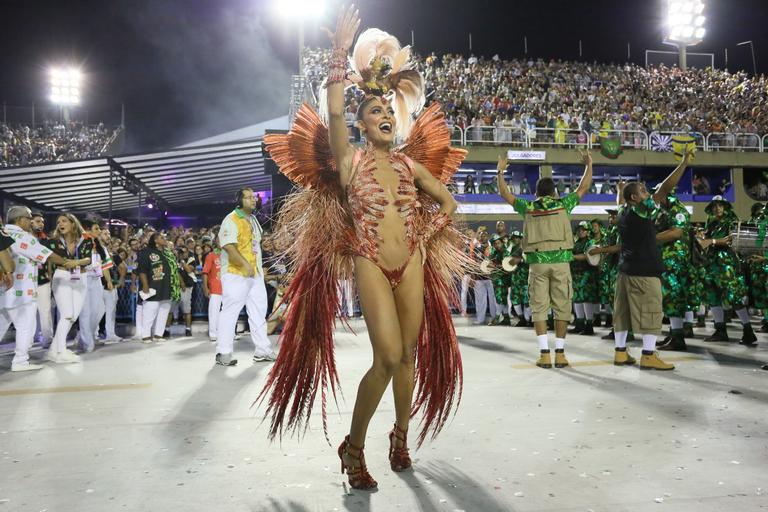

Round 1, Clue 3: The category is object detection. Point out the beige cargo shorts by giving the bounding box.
[528,262,573,322]
[612,273,663,335]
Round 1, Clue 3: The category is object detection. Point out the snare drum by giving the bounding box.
[730,222,764,256]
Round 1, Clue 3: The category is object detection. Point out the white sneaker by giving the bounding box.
[209,337,217,342]
[11,362,44,372]
[253,351,278,363]
[142,338,154,344]
[62,349,82,362]
[45,350,80,364]
[104,337,123,344]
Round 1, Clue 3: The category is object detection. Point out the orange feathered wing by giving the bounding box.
[398,102,467,183]
[259,104,353,442]
[263,104,338,192]
[402,102,473,447]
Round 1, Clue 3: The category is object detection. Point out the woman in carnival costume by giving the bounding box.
[260,5,470,490]
[699,196,757,345]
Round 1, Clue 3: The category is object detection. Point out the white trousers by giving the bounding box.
[208,293,222,338]
[35,282,54,343]
[134,303,143,339]
[103,288,119,339]
[474,279,497,322]
[337,279,355,317]
[142,300,172,339]
[0,302,37,365]
[78,276,105,351]
[460,275,471,313]
[51,269,87,354]
[217,273,270,356]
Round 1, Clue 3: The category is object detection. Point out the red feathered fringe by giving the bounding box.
[411,257,464,448]
[256,257,342,443]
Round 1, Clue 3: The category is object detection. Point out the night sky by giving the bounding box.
[1,0,766,152]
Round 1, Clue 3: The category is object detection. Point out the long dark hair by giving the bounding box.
[147,232,163,249]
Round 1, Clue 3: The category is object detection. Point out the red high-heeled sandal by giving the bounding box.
[388,423,412,472]
[338,435,378,490]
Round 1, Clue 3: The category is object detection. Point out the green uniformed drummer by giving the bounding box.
[570,221,599,335]
[700,196,757,345]
[746,202,768,333]
[488,234,512,326]
[654,191,694,352]
[598,209,620,338]
[497,150,593,369]
[507,230,532,327]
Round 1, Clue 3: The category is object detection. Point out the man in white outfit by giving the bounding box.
[216,187,275,366]
[137,232,173,342]
[0,206,73,371]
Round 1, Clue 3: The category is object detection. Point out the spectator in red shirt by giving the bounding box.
[202,242,222,342]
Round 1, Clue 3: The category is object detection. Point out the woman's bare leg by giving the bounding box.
[391,252,424,445]
[347,257,403,450]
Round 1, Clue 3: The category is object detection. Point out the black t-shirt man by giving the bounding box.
[618,198,665,278]
[137,247,171,302]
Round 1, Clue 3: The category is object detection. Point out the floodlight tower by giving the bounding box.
[274,0,327,75]
[665,0,707,71]
[49,67,82,123]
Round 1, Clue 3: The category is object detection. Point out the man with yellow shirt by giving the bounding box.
[215,187,276,366]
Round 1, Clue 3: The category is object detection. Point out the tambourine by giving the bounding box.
[502,256,518,272]
[586,245,602,266]
[480,259,493,274]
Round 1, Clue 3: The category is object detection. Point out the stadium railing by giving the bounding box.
[706,132,763,152]
[448,126,464,145]
[454,126,768,153]
[527,128,590,149]
[464,125,526,145]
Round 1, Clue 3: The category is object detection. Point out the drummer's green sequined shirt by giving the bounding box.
[514,193,580,264]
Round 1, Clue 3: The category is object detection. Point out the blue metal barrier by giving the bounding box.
[116,279,213,321]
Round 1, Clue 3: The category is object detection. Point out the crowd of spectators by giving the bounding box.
[0,121,119,167]
[302,48,768,144]
[0,208,290,372]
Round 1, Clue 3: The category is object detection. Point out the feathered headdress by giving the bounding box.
[320,28,425,140]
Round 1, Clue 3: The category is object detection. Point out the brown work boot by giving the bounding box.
[639,351,675,371]
[554,349,569,368]
[614,347,636,366]
[536,350,552,369]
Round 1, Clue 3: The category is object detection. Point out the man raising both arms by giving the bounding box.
[591,151,692,370]
[497,150,593,369]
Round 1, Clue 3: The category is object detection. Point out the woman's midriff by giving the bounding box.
[374,202,412,271]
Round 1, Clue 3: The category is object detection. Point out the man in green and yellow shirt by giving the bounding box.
[497,150,593,369]
[216,187,276,367]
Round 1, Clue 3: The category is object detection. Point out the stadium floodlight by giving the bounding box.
[666,0,706,46]
[273,0,327,75]
[49,68,82,106]
[274,0,326,20]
